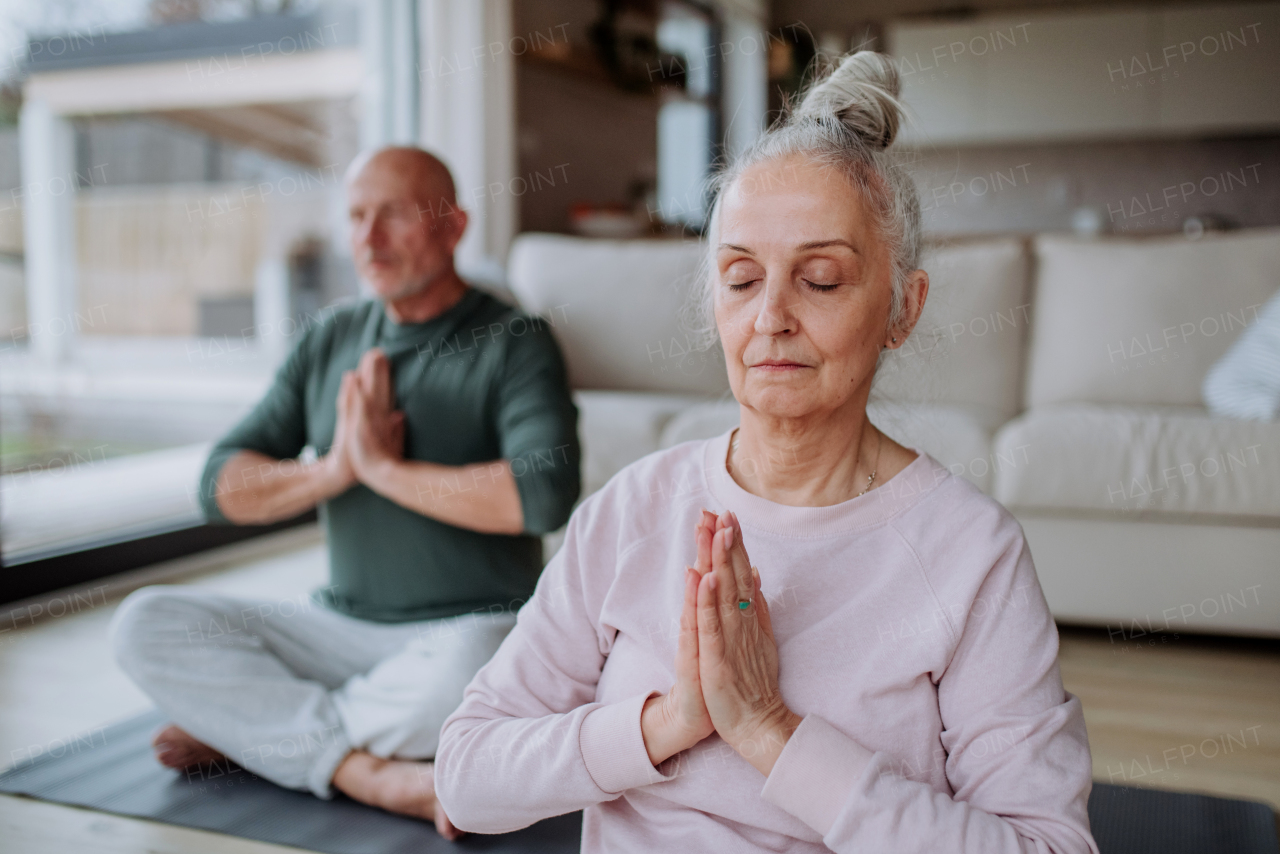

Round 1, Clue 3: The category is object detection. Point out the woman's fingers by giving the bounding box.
[677,568,700,675]
[717,512,755,609]
[711,524,736,617]
[694,513,713,576]
[752,567,775,640]
[696,565,725,663]
[703,509,719,532]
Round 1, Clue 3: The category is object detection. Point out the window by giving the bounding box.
[654,0,718,231]
[1,4,355,597]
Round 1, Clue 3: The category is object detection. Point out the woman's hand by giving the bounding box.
[640,511,720,766]
[696,511,802,776]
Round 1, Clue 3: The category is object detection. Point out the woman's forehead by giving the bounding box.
[718,205,868,258]
[719,160,867,237]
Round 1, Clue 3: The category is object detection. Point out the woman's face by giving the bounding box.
[713,156,927,422]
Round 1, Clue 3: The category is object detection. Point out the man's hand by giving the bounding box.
[321,346,523,534]
[319,372,359,495]
[345,348,406,483]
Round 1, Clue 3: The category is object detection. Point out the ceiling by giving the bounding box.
[155,100,333,167]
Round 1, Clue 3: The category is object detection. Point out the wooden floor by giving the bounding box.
[0,797,310,854]
[1059,625,1280,809]
[1,529,1277,852]
[1,527,330,854]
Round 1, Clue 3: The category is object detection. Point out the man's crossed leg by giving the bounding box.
[110,585,516,839]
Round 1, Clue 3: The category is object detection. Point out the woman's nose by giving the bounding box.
[754,279,795,336]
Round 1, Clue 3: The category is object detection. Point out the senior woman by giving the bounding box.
[435,51,1098,854]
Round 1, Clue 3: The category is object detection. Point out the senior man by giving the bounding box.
[110,147,580,838]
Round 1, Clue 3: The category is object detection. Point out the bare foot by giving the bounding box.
[152,724,225,769]
[332,751,463,840]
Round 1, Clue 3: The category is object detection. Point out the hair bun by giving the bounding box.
[793,51,903,150]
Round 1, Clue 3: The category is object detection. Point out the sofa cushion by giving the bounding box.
[507,234,729,395]
[1026,229,1280,408]
[874,238,1031,422]
[575,390,719,497]
[659,399,999,493]
[993,404,1280,519]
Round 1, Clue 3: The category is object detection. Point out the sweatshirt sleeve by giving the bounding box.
[495,316,581,535]
[434,488,673,833]
[760,524,1099,854]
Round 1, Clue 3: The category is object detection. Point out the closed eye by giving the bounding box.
[805,279,840,292]
[726,280,759,292]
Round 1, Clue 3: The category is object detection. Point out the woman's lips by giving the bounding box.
[751,360,808,371]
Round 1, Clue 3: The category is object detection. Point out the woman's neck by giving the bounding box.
[727,403,915,507]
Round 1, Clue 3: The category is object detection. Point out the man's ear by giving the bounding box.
[884,268,929,349]
[443,208,468,253]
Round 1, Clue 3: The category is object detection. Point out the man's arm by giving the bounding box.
[359,456,524,535]
[213,370,364,525]
[199,316,354,525]
[214,450,351,525]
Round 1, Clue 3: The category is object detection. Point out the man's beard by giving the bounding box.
[385,275,432,302]
[361,258,440,302]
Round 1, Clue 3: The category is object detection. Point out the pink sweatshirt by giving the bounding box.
[436,430,1098,853]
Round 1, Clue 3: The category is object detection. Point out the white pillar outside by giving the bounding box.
[254,258,292,365]
[719,10,768,161]
[359,0,390,148]
[389,0,421,144]
[361,0,425,150]
[419,0,516,285]
[18,96,78,363]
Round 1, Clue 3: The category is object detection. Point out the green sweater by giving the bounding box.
[198,288,581,623]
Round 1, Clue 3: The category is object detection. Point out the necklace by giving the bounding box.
[727,424,883,497]
[858,426,882,497]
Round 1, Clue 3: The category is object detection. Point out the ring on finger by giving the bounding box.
[738,564,761,612]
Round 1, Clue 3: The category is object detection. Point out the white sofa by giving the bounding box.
[507,230,1280,638]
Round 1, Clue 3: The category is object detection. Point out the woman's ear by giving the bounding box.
[883,268,929,350]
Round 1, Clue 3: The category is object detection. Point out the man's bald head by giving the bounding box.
[345,146,468,304]
[345,147,458,214]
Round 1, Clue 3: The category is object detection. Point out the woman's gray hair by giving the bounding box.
[687,51,922,350]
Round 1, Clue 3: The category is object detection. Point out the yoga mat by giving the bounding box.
[0,709,579,853]
[1,709,1276,854]
[1087,782,1278,854]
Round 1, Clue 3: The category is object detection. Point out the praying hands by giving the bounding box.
[213,342,525,533]
[211,346,405,525]
[324,348,526,535]
[335,347,407,481]
[640,510,803,777]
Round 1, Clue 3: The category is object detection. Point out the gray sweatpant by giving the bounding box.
[109,585,516,798]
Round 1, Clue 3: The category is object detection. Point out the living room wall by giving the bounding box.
[911,135,1280,237]
[514,0,661,234]
[773,0,1280,238]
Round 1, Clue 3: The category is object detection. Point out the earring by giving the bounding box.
[891,337,897,342]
